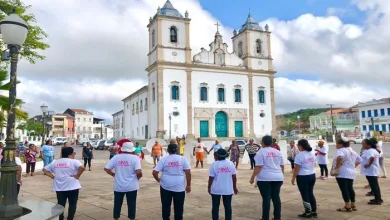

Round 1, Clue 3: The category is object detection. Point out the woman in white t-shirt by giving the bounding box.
[208,149,238,220]
[153,144,191,220]
[361,138,383,205]
[332,137,362,212]
[104,142,142,220]
[250,135,284,220]
[291,139,317,218]
[43,147,85,220]
[315,141,329,179]
[376,140,387,178]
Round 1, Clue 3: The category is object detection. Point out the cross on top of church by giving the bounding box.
[214,22,220,32]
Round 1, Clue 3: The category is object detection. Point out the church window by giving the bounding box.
[217,53,223,65]
[152,30,155,47]
[145,98,148,111]
[152,86,156,102]
[258,89,265,104]
[170,26,178,43]
[234,89,241,103]
[136,102,139,114]
[256,39,262,54]
[218,88,225,102]
[132,104,135,115]
[238,41,243,57]
[171,85,179,100]
[200,87,208,101]
[140,100,143,112]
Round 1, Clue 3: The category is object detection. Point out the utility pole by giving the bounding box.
[327,104,335,134]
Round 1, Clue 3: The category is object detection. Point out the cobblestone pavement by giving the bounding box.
[19,160,390,220]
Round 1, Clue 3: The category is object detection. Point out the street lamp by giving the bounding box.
[0,9,29,217]
[40,104,48,145]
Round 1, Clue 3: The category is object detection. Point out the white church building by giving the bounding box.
[113,0,277,140]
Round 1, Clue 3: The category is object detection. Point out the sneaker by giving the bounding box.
[369,199,383,203]
[312,213,318,218]
[298,212,312,218]
[367,200,382,205]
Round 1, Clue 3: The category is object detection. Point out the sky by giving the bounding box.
[9,0,390,124]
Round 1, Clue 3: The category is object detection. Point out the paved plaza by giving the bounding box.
[18,149,390,220]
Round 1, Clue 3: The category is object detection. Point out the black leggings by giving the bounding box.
[297,174,317,213]
[249,154,256,169]
[160,187,185,220]
[319,164,328,177]
[56,189,79,220]
[366,176,382,201]
[258,181,283,220]
[288,159,295,169]
[83,157,91,168]
[114,190,137,219]
[336,178,355,203]
[211,194,232,220]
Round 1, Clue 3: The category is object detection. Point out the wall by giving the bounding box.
[252,75,272,137]
[123,99,131,138]
[232,33,246,58]
[148,21,158,65]
[162,68,188,139]
[127,91,149,139]
[148,70,158,138]
[112,111,124,139]
[359,102,390,132]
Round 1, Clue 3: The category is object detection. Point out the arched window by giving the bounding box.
[256,39,262,54]
[132,104,135,115]
[258,90,265,104]
[170,26,177,43]
[136,102,139,113]
[145,98,148,110]
[200,87,208,101]
[152,87,156,102]
[171,85,179,100]
[152,30,155,47]
[234,89,241,103]
[218,88,225,102]
[238,41,243,57]
[140,100,143,112]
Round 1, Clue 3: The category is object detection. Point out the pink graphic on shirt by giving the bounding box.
[306,157,314,163]
[266,152,278,157]
[117,161,130,166]
[166,161,181,167]
[218,167,231,173]
[56,163,70,168]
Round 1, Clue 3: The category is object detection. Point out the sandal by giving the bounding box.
[351,206,357,211]
[337,207,352,212]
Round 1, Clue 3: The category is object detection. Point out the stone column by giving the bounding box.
[210,116,216,138]
[184,134,194,164]
[228,117,234,137]
[186,70,193,135]
[156,68,165,138]
[248,74,255,137]
[267,31,273,71]
[270,75,277,137]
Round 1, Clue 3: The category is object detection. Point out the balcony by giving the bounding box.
[53,121,64,126]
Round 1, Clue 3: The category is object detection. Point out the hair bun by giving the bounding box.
[341,136,349,142]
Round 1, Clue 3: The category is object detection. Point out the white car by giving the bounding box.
[353,138,364,144]
[92,140,106,150]
[53,137,67,145]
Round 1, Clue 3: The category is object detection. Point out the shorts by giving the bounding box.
[153,155,161,160]
[195,152,204,161]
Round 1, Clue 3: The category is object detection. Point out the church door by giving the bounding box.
[234,121,243,137]
[200,121,209,137]
[215,111,228,137]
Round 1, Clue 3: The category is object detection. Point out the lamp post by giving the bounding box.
[168,113,172,139]
[0,9,29,217]
[40,104,48,146]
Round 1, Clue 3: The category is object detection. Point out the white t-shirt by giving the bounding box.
[316,147,328,164]
[294,151,316,176]
[44,158,83,192]
[154,154,191,192]
[209,160,237,195]
[376,141,384,157]
[105,154,142,192]
[332,147,362,180]
[361,148,380,176]
[254,147,284,181]
[195,143,205,152]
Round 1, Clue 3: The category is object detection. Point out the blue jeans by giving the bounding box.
[43,156,53,167]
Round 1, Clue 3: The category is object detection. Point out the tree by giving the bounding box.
[279,117,296,137]
[17,119,43,135]
[0,0,50,127]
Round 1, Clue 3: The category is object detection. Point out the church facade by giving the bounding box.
[113,0,277,140]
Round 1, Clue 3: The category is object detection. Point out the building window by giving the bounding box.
[380,108,385,116]
[362,125,367,131]
[361,111,366,118]
[77,118,80,122]
[258,87,265,104]
[200,87,208,101]
[127,104,129,109]
[369,125,373,131]
[152,29,155,47]
[140,100,143,112]
[145,98,148,111]
[152,86,156,102]
[170,26,177,43]
[171,86,179,100]
[374,109,378,117]
[256,39,262,54]
[388,108,390,116]
[132,104,135,115]
[375,124,379,131]
[84,118,86,122]
[368,110,372,117]
[136,102,139,114]
[238,41,243,57]
[381,124,386,132]
[234,85,242,103]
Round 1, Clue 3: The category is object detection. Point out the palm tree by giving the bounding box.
[0,69,28,130]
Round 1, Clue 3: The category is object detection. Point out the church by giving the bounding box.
[112,0,277,140]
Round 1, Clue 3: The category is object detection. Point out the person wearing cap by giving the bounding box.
[208,140,223,157]
[244,139,260,170]
[208,149,238,220]
[153,143,191,220]
[43,147,85,220]
[193,138,208,168]
[250,135,284,220]
[104,142,142,220]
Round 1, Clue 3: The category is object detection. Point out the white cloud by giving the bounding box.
[5,0,390,123]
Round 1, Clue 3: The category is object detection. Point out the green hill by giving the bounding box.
[279,108,328,127]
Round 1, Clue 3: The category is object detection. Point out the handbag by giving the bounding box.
[330,167,339,176]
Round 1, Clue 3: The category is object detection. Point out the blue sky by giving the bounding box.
[199,0,365,28]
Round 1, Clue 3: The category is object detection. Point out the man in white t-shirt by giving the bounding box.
[153,143,191,220]
[208,149,238,220]
[104,142,142,220]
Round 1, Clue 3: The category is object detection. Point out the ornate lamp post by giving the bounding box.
[40,104,48,146]
[0,9,29,217]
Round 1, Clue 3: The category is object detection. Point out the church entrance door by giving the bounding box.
[200,120,209,137]
[215,111,228,137]
[234,121,243,137]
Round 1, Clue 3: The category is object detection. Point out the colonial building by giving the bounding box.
[51,114,75,138]
[358,98,390,133]
[63,108,94,139]
[309,107,360,133]
[114,0,276,139]
[112,110,124,139]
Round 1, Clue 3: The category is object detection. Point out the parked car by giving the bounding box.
[53,137,67,145]
[353,137,364,144]
[104,139,114,150]
[92,140,106,150]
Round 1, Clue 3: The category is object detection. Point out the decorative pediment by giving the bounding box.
[258,86,265,90]
[234,84,242,89]
[170,81,180,86]
[217,83,225,88]
[199,82,208,87]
